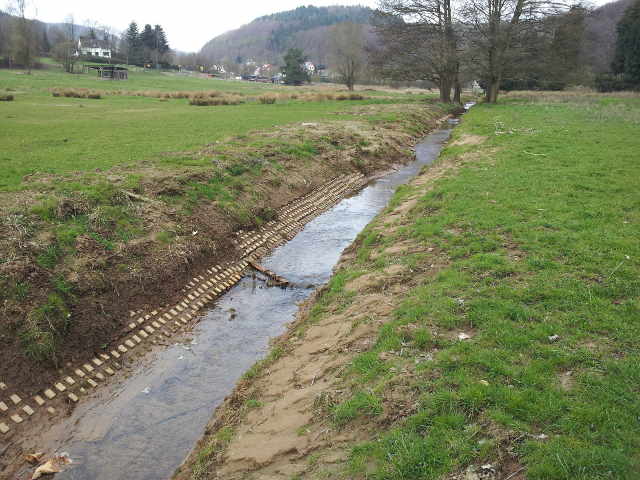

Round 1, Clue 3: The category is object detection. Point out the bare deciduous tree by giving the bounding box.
[100,24,116,64]
[462,0,567,102]
[373,0,460,103]
[330,22,367,90]
[52,15,77,73]
[8,0,36,73]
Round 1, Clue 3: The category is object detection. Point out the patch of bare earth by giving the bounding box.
[450,134,487,146]
[173,149,464,480]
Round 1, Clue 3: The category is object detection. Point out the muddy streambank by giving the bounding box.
[0,105,452,478]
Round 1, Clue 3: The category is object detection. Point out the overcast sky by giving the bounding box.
[30,1,379,52]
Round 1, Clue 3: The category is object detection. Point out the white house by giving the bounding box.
[77,37,111,58]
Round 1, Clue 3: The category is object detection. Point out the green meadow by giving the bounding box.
[299,93,640,479]
[0,68,419,191]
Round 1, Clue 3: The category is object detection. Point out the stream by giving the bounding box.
[36,123,457,480]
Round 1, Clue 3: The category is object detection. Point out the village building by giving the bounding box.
[76,37,112,58]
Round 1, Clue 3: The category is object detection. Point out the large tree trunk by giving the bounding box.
[453,66,462,104]
[485,42,501,103]
[439,76,452,103]
[453,81,462,104]
[486,78,500,103]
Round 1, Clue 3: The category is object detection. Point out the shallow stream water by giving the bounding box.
[41,125,455,480]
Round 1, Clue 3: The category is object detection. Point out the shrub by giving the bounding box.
[0,94,14,101]
[189,95,243,106]
[258,94,277,104]
[336,93,366,101]
[309,93,334,101]
[51,88,103,99]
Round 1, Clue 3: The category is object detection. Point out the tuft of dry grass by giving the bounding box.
[258,94,278,104]
[298,92,367,102]
[189,94,244,106]
[51,88,102,99]
[111,89,227,99]
[49,88,242,100]
[47,87,367,104]
[336,92,365,101]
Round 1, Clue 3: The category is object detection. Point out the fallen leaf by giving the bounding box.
[25,452,44,465]
[32,453,72,479]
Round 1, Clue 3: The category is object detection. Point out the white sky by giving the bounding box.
[29,1,379,52]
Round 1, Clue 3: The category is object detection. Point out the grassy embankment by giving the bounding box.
[339,93,640,479]
[0,66,443,383]
[182,92,640,479]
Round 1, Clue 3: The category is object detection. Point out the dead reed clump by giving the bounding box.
[335,92,366,101]
[189,94,244,106]
[258,94,278,104]
[297,92,366,102]
[186,91,225,100]
[302,92,333,102]
[140,90,163,98]
[74,89,232,99]
[51,88,103,99]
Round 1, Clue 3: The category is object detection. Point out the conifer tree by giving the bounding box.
[612,0,640,86]
[124,21,141,65]
[154,25,169,54]
[141,24,154,50]
[282,48,309,85]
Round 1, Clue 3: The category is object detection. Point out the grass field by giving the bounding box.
[0,66,275,93]
[186,92,640,479]
[336,94,640,478]
[0,68,426,190]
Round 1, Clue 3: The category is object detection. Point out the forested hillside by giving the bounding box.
[583,0,634,73]
[199,5,373,67]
